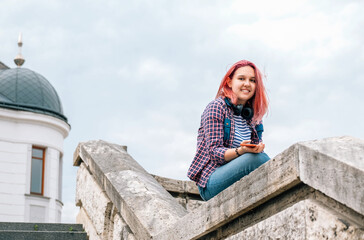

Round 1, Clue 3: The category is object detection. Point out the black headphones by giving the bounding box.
[224,98,254,120]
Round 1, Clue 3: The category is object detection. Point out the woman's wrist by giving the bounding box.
[224,147,245,162]
[235,147,244,157]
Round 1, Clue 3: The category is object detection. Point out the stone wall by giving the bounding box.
[73,136,364,239]
[151,175,204,212]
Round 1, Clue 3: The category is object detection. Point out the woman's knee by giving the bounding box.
[239,152,270,170]
[199,153,270,201]
[256,152,270,164]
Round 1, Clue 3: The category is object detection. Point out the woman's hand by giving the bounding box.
[224,140,265,162]
[240,140,265,153]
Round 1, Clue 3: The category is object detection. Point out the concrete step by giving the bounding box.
[0,223,88,240]
[0,222,84,232]
[0,230,88,240]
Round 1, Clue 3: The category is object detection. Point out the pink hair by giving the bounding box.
[216,60,269,124]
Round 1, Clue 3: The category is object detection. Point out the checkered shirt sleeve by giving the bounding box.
[187,98,229,187]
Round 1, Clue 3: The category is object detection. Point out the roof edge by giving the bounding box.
[0,101,68,123]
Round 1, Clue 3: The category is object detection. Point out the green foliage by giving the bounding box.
[34,224,38,231]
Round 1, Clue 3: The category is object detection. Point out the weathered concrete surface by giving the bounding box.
[227,199,364,240]
[152,175,205,212]
[76,162,128,240]
[298,136,364,216]
[152,175,199,195]
[74,140,188,239]
[74,136,364,240]
[156,136,364,240]
[199,184,364,240]
[76,163,111,237]
[111,211,136,240]
[76,207,99,240]
[156,143,302,240]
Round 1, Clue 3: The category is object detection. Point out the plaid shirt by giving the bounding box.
[187,97,261,188]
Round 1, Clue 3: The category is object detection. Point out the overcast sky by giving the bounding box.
[1,0,363,223]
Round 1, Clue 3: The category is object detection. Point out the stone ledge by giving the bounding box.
[152,175,199,195]
[156,143,302,240]
[298,136,364,216]
[73,140,188,239]
[156,136,364,240]
[73,136,364,240]
[197,184,364,239]
[227,198,364,240]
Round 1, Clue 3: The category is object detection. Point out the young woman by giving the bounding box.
[187,60,270,201]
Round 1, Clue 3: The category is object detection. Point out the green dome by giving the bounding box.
[0,67,67,122]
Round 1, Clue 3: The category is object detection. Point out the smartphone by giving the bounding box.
[240,143,258,147]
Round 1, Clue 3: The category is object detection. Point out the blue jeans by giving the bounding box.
[198,152,270,201]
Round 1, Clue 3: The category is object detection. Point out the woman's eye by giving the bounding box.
[250,79,256,83]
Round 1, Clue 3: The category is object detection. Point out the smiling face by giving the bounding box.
[228,66,256,105]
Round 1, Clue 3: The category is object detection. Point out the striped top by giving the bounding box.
[232,115,252,148]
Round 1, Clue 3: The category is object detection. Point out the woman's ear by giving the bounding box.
[227,77,232,87]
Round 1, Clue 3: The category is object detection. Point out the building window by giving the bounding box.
[31,147,45,195]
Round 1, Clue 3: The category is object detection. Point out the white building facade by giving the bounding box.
[0,63,70,223]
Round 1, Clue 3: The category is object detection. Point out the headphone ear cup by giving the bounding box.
[225,97,252,119]
[235,104,243,115]
[241,107,254,120]
[225,98,242,115]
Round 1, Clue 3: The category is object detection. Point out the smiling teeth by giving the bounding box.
[242,90,249,93]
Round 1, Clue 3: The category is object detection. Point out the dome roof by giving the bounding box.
[0,67,67,122]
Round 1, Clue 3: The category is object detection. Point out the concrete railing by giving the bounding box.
[73,136,364,239]
[73,140,203,239]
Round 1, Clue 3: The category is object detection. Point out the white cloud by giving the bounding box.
[226,13,345,54]
[229,0,311,17]
[117,58,180,91]
[138,59,173,79]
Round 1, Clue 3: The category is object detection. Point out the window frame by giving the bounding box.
[30,146,46,196]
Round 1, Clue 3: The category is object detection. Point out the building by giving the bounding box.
[0,37,70,223]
